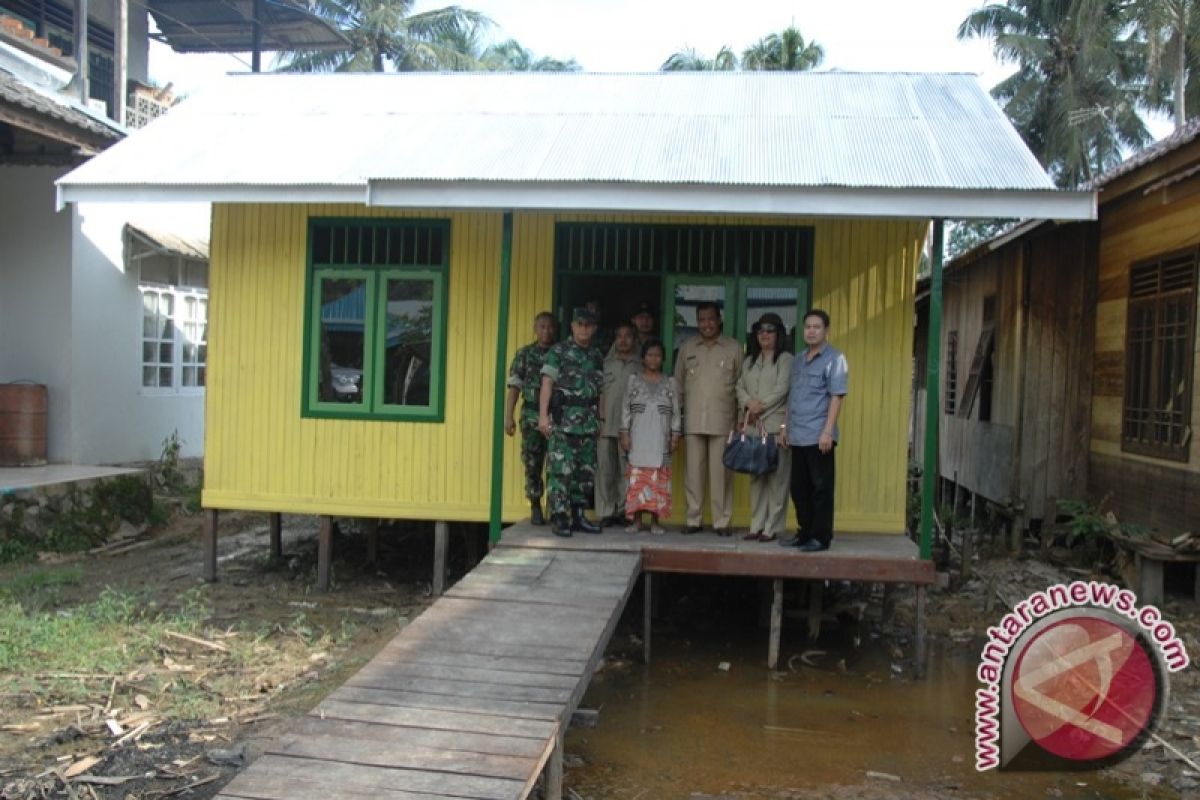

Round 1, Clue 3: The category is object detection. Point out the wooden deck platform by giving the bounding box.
[499,523,935,584]
[216,546,640,800]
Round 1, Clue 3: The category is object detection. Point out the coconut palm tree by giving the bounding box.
[740,26,824,71]
[958,0,1150,187]
[482,39,581,72]
[660,46,738,71]
[276,0,491,72]
[1132,0,1200,128]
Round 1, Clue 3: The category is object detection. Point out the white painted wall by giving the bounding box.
[71,202,208,463]
[0,166,75,462]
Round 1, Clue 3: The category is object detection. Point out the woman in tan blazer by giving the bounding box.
[735,312,794,541]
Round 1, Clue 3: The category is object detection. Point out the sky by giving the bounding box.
[148,0,1011,94]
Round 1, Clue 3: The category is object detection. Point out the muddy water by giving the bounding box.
[566,628,1151,799]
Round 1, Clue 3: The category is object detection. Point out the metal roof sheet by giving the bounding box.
[148,0,349,53]
[0,68,124,143]
[57,71,1093,219]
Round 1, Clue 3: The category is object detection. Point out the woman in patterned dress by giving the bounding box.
[619,339,682,533]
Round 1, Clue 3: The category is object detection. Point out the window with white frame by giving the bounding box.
[135,249,208,393]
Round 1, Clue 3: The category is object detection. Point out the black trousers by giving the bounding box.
[789,444,836,546]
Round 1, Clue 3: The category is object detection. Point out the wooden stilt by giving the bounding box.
[202,509,218,582]
[915,585,928,679]
[268,512,282,560]
[1136,553,1164,607]
[316,516,333,592]
[545,730,564,800]
[364,518,379,565]
[768,578,783,670]
[643,572,652,664]
[433,521,448,596]
[806,580,823,640]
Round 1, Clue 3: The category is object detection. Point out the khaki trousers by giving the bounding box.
[684,433,733,528]
[595,436,628,518]
[749,441,791,536]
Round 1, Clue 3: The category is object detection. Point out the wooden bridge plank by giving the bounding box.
[313,698,557,736]
[374,642,588,676]
[218,755,523,800]
[325,686,563,722]
[268,732,538,781]
[345,673,574,704]
[351,660,581,690]
[289,717,548,758]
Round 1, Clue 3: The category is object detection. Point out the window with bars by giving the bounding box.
[304,219,449,421]
[1,0,116,115]
[555,223,813,276]
[1122,251,1197,460]
[945,330,959,415]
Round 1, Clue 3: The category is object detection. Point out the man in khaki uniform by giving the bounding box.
[597,323,642,525]
[674,302,742,535]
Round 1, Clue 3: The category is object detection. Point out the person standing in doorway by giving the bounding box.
[505,311,557,525]
[620,339,681,533]
[736,312,793,542]
[782,309,848,552]
[674,302,742,535]
[608,301,656,357]
[597,323,642,527]
[539,307,605,537]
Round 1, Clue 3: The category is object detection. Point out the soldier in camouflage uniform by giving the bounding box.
[505,312,557,524]
[538,307,605,537]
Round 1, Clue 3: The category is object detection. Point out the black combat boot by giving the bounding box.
[552,514,573,537]
[530,500,546,526]
[572,507,602,534]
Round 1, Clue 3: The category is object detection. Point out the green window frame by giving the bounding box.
[302,218,449,422]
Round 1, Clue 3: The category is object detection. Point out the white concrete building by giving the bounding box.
[1,0,208,463]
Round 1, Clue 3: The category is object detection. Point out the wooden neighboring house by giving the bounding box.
[913,119,1200,551]
[56,71,1093,581]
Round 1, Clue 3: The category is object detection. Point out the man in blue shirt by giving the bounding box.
[781,309,848,552]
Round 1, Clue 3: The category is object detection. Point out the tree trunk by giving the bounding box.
[1176,35,1188,129]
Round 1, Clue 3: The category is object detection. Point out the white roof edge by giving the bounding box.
[57,181,1097,221]
[56,183,365,210]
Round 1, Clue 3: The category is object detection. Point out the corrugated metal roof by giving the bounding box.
[58,71,1092,218]
[1089,115,1200,189]
[0,68,124,143]
[126,221,209,260]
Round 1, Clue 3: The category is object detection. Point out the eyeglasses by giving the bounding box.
[756,325,779,334]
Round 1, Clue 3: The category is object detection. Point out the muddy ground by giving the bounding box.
[1,512,1197,800]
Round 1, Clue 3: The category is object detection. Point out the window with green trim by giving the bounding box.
[303,219,449,422]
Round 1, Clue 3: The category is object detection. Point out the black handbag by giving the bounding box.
[722,412,779,476]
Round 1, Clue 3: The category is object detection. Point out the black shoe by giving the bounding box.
[572,507,602,534]
[683,525,703,535]
[797,539,829,552]
[602,514,625,528]
[552,514,573,537]
[714,527,732,538]
[531,501,546,526]
[779,534,808,547]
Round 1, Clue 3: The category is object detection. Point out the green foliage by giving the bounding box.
[1056,498,1147,547]
[661,26,824,72]
[946,219,1019,261]
[957,0,1151,187]
[0,586,207,674]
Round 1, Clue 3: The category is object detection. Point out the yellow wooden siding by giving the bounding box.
[1090,188,1200,473]
[204,206,922,533]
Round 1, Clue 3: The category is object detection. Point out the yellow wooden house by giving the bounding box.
[57,72,1092,577]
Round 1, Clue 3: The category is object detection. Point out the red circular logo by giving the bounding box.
[1011,616,1158,762]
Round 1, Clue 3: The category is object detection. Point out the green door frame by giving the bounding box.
[735,276,809,353]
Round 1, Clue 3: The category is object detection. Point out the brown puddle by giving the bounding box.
[566,626,1158,799]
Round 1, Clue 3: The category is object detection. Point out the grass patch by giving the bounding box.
[0,587,362,723]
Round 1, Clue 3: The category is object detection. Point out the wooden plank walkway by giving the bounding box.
[216,546,641,800]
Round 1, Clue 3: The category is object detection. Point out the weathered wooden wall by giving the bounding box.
[203,205,923,533]
[916,223,1096,524]
[1090,166,1200,534]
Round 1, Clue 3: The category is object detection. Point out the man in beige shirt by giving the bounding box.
[673,302,742,535]
[597,323,643,526]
